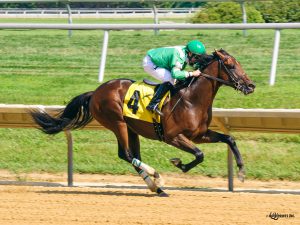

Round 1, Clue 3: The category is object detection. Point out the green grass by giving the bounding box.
[0,18,299,181]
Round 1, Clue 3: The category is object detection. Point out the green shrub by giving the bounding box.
[191,2,264,23]
[253,0,300,23]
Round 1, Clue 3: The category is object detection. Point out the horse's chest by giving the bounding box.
[195,113,209,133]
[184,113,209,133]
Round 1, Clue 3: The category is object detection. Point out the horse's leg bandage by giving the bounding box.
[132,158,165,188]
[132,158,155,175]
[138,169,158,192]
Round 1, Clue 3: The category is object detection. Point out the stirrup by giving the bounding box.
[146,104,164,117]
[154,108,164,117]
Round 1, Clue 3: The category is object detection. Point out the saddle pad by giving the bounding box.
[123,81,169,123]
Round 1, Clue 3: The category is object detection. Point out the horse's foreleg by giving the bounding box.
[167,134,204,173]
[194,129,245,182]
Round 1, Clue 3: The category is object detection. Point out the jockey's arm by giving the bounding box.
[171,67,201,80]
[171,67,189,80]
[170,49,201,80]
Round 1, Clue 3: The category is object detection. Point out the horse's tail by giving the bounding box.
[31,91,94,135]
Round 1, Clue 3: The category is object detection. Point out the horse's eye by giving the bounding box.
[229,64,236,70]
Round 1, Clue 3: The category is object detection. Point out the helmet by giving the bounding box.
[186,40,206,55]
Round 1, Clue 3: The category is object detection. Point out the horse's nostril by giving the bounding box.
[249,83,256,89]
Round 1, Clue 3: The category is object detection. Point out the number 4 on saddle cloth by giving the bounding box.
[123,81,170,124]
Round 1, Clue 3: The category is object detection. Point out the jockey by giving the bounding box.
[143,40,206,116]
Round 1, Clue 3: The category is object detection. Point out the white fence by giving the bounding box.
[1,104,299,190]
[0,22,299,85]
[0,8,198,18]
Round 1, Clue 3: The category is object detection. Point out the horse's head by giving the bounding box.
[212,49,255,95]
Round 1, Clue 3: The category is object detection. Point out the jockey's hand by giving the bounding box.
[191,70,201,77]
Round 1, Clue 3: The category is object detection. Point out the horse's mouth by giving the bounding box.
[240,83,255,95]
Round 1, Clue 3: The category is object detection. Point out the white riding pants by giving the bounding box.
[142,55,175,84]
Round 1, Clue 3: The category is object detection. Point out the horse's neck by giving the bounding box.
[187,77,219,106]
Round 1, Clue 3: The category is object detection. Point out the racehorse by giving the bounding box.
[31,49,255,197]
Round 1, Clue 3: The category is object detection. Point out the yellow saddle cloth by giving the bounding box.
[123,81,169,123]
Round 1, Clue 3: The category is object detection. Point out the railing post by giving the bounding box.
[212,117,234,191]
[66,4,73,38]
[64,130,73,187]
[152,4,159,35]
[269,29,281,86]
[227,147,234,191]
[225,125,234,192]
[98,30,109,82]
[239,0,247,37]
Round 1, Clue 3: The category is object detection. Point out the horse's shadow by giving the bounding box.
[1,180,299,196]
[38,189,156,197]
[38,185,300,196]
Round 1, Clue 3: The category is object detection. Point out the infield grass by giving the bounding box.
[0,18,299,180]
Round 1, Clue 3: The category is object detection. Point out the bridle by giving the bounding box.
[198,53,245,90]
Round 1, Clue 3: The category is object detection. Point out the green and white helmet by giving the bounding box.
[186,40,206,55]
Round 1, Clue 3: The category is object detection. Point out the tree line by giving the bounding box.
[191,1,299,23]
[1,0,299,23]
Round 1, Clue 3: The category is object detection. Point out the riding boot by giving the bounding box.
[146,82,172,116]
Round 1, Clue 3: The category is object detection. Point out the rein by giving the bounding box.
[199,58,237,88]
[166,77,195,121]
[199,71,234,88]
[166,57,236,119]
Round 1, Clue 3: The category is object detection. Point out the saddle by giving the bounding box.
[143,79,159,86]
[142,77,196,96]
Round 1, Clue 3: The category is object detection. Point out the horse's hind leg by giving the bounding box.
[194,129,245,182]
[117,126,168,197]
[127,128,167,197]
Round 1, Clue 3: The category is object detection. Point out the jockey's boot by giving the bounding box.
[146,82,172,116]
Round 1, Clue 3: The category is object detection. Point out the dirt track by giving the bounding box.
[0,172,299,225]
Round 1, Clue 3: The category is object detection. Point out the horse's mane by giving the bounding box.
[173,53,216,92]
[196,53,215,71]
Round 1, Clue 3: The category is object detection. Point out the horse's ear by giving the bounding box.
[213,49,219,57]
[214,49,224,59]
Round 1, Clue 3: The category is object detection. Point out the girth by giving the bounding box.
[153,119,164,142]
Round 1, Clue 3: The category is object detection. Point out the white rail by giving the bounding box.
[0,23,299,29]
[0,8,198,18]
[0,22,298,84]
[0,104,299,189]
[0,8,197,14]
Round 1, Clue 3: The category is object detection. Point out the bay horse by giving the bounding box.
[31,49,255,197]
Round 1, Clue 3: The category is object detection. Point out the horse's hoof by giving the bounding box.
[238,168,245,182]
[170,158,182,166]
[156,187,169,197]
[158,191,169,197]
[181,165,188,173]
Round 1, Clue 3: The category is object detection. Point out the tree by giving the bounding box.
[191,2,264,23]
[253,0,300,23]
